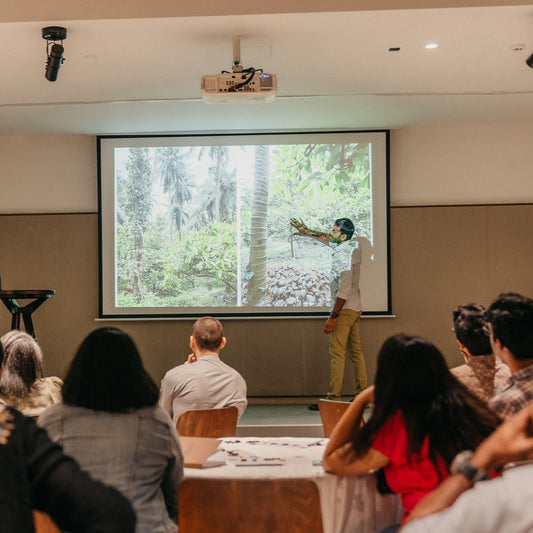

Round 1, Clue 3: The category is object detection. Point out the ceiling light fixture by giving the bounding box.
[42,26,67,82]
[425,43,438,49]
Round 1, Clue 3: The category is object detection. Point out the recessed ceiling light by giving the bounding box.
[425,43,438,49]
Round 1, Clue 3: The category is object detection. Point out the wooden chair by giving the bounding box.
[178,478,323,533]
[33,511,61,533]
[177,406,238,438]
[318,399,351,437]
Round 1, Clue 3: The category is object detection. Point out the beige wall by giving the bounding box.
[2,124,533,213]
[1,124,532,397]
[391,123,533,206]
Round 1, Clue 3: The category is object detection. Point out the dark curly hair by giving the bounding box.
[334,218,355,240]
[453,303,491,356]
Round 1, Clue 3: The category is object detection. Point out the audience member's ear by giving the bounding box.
[219,337,227,350]
[455,339,470,361]
[490,336,503,354]
[189,335,195,351]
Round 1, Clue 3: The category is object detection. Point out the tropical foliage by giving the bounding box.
[115,142,371,309]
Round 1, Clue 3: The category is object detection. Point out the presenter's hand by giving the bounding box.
[291,217,332,245]
[324,317,337,334]
[185,353,197,364]
[290,217,309,235]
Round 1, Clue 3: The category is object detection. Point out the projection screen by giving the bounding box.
[98,130,390,318]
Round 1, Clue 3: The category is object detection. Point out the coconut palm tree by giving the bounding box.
[246,145,270,305]
[157,146,192,239]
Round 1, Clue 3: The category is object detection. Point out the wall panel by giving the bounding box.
[1,205,531,396]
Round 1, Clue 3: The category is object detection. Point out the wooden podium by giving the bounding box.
[0,289,55,338]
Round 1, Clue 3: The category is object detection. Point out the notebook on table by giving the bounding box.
[181,436,225,468]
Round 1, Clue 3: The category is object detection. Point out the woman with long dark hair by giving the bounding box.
[38,327,183,533]
[323,333,501,528]
[0,330,62,417]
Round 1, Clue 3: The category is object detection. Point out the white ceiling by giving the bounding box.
[2,4,533,135]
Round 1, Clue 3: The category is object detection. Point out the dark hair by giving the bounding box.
[334,218,355,240]
[453,303,491,356]
[485,292,533,360]
[192,317,224,352]
[352,334,500,474]
[62,327,159,412]
[0,340,3,367]
[0,330,44,397]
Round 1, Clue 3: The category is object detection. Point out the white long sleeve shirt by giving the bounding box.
[330,239,362,311]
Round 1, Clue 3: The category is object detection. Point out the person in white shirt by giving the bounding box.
[402,403,533,533]
[159,316,247,424]
[291,217,367,405]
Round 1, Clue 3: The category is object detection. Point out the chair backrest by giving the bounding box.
[33,511,61,533]
[177,406,238,438]
[178,477,323,533]
[318,399,351,437]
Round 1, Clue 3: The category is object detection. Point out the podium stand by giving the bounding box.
[0,289,55,338]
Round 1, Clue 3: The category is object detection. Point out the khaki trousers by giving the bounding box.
[327,308,367,400]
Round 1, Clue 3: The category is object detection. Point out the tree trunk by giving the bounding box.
[247,145,269,305]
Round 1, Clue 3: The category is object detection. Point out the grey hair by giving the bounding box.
[0,330,44,396]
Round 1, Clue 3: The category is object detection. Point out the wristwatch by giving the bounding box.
[450,450,489,484]
[330,312,339,319]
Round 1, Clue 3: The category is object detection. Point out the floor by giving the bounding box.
[237,402,324,437]
[236,397,369,437]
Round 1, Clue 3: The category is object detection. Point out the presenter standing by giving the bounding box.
[291,218,367,408]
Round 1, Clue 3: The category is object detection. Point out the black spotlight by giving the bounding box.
[42,26,67,82]
[527,52,533,69]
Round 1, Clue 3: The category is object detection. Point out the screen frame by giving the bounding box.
[97,129,391,319]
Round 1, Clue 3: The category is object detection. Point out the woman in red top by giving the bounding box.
[323,334,500,530]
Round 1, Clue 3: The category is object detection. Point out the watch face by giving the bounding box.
[451,450,487,483]
[451,451,477,480]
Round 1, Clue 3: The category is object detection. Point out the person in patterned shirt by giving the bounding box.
[451,302,510,403]
[485,292,533,419]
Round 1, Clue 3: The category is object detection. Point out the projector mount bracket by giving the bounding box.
[232,35,243,73]
[42,26,67,42]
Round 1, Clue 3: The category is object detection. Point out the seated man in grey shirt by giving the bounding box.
[159,316,247,424]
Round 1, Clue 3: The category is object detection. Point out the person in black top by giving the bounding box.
[0,339,136,533]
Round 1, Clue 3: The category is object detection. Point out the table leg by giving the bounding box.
[21,312,36,338]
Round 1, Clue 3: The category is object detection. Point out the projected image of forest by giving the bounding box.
[115,142,371,310]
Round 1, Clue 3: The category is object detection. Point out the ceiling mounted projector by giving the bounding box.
[201,36,277,104]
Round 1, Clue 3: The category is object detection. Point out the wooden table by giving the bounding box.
[0,289,55,338]
[184,436,403,533]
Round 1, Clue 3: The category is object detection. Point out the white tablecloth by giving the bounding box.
[184,436,403,533]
